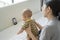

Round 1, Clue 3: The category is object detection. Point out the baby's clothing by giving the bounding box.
[22,19,39,38]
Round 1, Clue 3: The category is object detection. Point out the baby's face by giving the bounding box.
[22,15,27,21]
[22,11,32,21]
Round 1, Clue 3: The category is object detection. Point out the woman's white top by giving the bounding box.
[39,18,59,40]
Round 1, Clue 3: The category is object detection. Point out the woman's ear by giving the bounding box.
[48,6,51,10]
[46,6,51,15]
[47,6,51,12]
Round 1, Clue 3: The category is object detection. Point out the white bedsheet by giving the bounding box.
[9,31,27,40]
[0,21,27,40]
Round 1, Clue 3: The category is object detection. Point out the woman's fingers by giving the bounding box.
[25,27,37,40]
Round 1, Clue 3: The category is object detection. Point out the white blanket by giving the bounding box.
[9,31,27,40]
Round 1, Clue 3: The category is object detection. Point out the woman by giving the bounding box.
[39,1,60,40]
[26,1,60,40]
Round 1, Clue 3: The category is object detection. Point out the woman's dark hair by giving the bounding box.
[45,1,60,21]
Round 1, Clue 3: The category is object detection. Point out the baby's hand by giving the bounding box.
[17,28,24,35]
[17,32,20,35]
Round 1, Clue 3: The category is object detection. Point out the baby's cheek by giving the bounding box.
[22,18,25,21]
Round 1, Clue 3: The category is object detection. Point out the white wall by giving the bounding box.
[0,0,40,31]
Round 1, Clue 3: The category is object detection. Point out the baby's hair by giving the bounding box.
[22,8,32,18]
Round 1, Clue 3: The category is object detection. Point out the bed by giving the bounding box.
[0,17,48,40]
[0,12,60,40]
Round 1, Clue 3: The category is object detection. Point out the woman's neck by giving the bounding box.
[47,14,55,21]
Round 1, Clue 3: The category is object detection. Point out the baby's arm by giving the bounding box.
[17,23,28,34]
[17,28,24,34]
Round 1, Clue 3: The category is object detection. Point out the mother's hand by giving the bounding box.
[25,27,38,40]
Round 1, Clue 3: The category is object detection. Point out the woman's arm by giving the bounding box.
[35,22,43,30]
[25,27,38,40]
[40,27,50,40]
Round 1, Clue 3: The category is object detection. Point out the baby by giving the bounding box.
[17,9,41,40]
